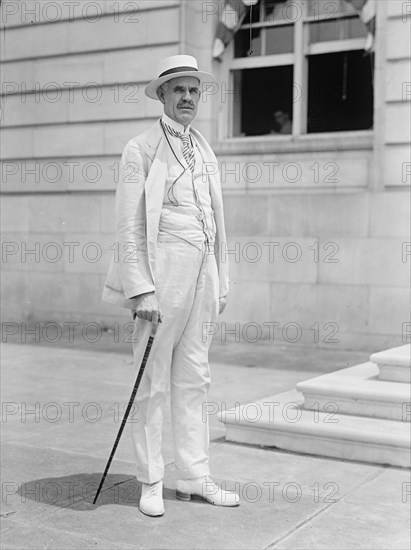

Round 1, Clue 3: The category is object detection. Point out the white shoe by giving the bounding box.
[139,480,164,517]
[176,476,240,507]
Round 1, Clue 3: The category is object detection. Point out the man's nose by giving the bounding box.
[183,88,191,100]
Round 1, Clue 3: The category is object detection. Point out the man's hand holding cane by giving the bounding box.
[132,291,163,334]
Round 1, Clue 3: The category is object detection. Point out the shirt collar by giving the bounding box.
[162,113,191,135]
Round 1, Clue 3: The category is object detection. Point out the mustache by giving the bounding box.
[178,103,194,109]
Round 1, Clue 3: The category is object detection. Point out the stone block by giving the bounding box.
[383,145,411,187]
[2,21,69,61]
[1,159,81,194]
[298,362,409,421]
[184,2,215,50]
[1,231,65,273]
[99,193,116,234]
[0,195,30,231]
[387,0,409,18]
[368,286,411,335]
[1,127,34,159]
[218,152,369,191]
[6,45,179,93]
[1,232,27,274]
[67,85,146,123]
[1,60,35,92]
[0,270,31,322]
[319,238,409,287]
[268,192,369,237]
[386,59,411,102]
[33,123,104,158]
[370,191,410,237]
[66,158,120,192]
[62,232,114,275]
[217,279,272,335]
[387,18,411,59]
[269,283,369,340]
[218,157,248,191]
[27,271,101,313]
[5,125,107,161]
[2,92,68,126]
[385,102,411,144]
[145,6,180,45]
[226,236,318,284]
[1,160,35,193]
[1,158,120,194]
[29,195,100,232]
[371,344,411,382]
[268,194,310,236]
[223,194,271,236]
[34,54,104,90]
[102,45,179,85]
[67,15,146,55]
[0,0,179,28]
[0,1,30,27]
[308,192,369,237]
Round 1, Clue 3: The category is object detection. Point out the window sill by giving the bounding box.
[214,130,374,156]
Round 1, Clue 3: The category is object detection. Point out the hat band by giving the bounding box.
[158,66,199,78]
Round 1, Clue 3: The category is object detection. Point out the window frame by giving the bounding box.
[218,0,374,144]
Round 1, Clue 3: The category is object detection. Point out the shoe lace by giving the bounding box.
[147,482,161,497]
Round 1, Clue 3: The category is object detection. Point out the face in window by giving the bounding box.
[157,76,201,127]
[273,110,292,133]
[274,110,287,126]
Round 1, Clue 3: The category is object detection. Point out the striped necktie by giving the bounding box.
[163,122,195,173]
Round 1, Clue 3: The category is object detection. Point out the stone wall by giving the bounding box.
[1,0,410,351]
[1,0,180,326]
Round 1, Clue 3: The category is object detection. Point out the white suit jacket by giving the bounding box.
[102,120,230,310]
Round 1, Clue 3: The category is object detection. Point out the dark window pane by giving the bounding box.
[266,25,294,53]
[234,28,262,57]
[233,65,294,136]
[309,18,367,43]
[307,51,374,133]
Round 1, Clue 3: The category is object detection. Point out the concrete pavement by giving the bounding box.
[1,339,410,549]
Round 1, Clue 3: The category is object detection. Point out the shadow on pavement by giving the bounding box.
[17,473,179,511]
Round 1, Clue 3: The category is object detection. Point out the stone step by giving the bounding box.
[218,390,411,468]
[370,344,411,383]
[296,362,410,422]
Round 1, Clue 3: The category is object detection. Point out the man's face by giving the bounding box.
[157,76,201,128]
[274,111,287,126]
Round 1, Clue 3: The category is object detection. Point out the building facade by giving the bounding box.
[1,0,410,350]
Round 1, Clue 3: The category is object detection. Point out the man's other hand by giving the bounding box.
[133,292,162,334]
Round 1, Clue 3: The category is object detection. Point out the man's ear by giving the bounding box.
[157,85,165,104]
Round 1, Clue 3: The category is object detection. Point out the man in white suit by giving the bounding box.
[103,55,239,516]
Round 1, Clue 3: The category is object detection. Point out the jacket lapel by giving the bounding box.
[143,123,168,281]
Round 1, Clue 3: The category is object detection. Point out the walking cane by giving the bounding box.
[93,321,155,504]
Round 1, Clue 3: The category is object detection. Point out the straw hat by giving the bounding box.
[145,54,215,100]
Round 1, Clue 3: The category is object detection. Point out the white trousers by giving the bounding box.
[130,235,219,484]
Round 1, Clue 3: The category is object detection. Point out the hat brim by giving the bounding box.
[145,70,215,100]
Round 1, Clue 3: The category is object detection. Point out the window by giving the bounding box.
[228,0,374,138]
